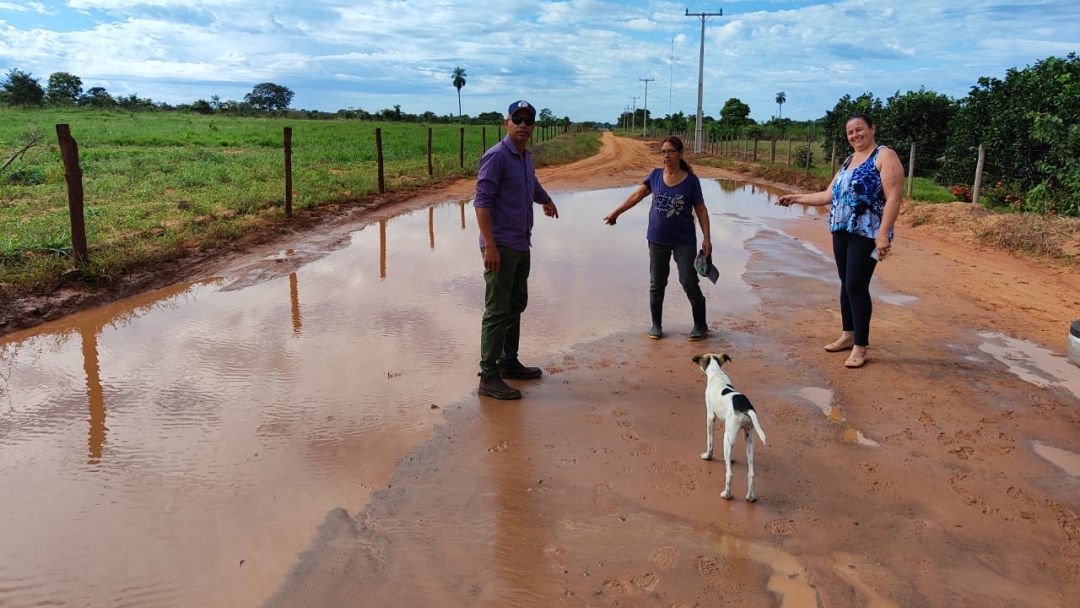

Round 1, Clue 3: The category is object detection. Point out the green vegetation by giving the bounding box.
[0,108,598,293]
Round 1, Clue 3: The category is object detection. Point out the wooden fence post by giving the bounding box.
[805,136,812,172]
[752,138,759,162]
[283,127,293,218]
[482,127,487,152]
[376,128,385,194]
[787,139,792,168]
[459,127,465,169]
[830,141,837,175]
[907,142,916,199]
[972,143,986,204]
[55,124,88,264]
[427,128,433,177]
[770,137,776,163]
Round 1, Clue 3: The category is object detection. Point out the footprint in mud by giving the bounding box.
[936,433,957,446]
[1006,485,1038,507]
[621,431,639,441]
[611,408,629,418]
[672,461,695,478]
[948,446,975,459]
[601,579,631,596]
[947,473,989,512]
[1044,500,1080,540]
[486,440,511,453]
[765,518,798,535]
[616,419,634,428]
[956,429,987,441]
[590,358,616,370]
[982,443,1015,455]
[695,555,733,588]
[670,461,698,493]
[594,483,620,516]
[648,460,674,489]
[650,546,679,571]
[918,411,936,427]
[585,411,605,425]
[631,442,656,456]
[633,571,660,591]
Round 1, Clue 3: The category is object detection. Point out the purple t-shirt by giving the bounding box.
[473,137,552,252]
[644,168,704,247]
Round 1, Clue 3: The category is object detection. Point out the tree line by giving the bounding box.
[3,53,1078,216]
[619,53,1079,217]
[0,68,578,128]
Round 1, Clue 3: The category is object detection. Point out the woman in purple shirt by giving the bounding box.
[604,136,713,341]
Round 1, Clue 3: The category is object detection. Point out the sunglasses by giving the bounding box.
[510,115,536,126]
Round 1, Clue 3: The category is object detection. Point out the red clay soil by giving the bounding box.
[8,133,1080,607]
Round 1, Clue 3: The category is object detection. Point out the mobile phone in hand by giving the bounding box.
[870,248,879,261]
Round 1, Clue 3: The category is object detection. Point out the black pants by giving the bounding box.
[832,231,878,346]
[648,242,706,327]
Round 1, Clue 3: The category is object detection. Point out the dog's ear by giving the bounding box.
[721,353,732,364]
[692,355,702,364]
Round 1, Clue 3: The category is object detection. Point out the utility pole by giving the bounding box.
[623,105,630,131]
[686,7,722,153]
[630,96,639,134]
[668,37,674,115]
[639,78,654,137]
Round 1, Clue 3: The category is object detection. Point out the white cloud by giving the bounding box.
[0,0,1076,122]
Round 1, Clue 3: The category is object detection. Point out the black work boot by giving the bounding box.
[688,298,708,341]
[478,373,522,400]
[499,359,543,379]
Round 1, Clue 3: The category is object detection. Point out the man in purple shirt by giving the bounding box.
[474,99,559,400]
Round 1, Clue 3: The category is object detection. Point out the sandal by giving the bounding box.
[824,337,855,352]
[845,347,868,368]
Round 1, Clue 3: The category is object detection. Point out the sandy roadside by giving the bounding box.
[250,133,1080,607]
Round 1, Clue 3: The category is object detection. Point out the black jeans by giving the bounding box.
[648,242,705,326]
[831,231,878,346]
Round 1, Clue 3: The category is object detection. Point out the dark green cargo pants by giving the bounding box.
[479,246,530,378]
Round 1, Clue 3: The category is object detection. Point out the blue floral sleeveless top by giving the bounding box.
[829,146,892,239]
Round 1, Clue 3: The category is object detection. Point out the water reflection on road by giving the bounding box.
[0,179,810,608]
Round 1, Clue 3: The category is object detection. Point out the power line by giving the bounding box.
[685,7,722,153]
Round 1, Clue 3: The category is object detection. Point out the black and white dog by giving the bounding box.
[692,353,767,502]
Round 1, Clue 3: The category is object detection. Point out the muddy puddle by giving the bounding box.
[2,179,1076,608]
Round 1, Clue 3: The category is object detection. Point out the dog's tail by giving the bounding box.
[747,410,767,445]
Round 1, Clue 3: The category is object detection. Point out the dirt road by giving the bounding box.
[251,133,1080,607]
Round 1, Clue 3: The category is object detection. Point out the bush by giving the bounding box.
[980,180,1025,212]
[793,145,815,168]
[3,166,46,185]
[951,185,972,202]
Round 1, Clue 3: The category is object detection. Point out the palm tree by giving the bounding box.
[452,67,467,121]
[775,91,787,119]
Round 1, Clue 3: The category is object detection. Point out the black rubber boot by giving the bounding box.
[649,294,664,339]
[478,374,522,400]
[688,299,708,341]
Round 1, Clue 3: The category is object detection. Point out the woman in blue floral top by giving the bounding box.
[604,136,713,341]
[776,114,904,368]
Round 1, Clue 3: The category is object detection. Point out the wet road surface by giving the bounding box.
[2,179,1078,607]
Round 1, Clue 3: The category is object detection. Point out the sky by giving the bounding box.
[1,0,1078,124]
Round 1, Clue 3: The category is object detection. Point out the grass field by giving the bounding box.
[0,109,598,292]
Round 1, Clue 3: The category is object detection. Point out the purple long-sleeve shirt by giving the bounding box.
[473,136,551,252]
